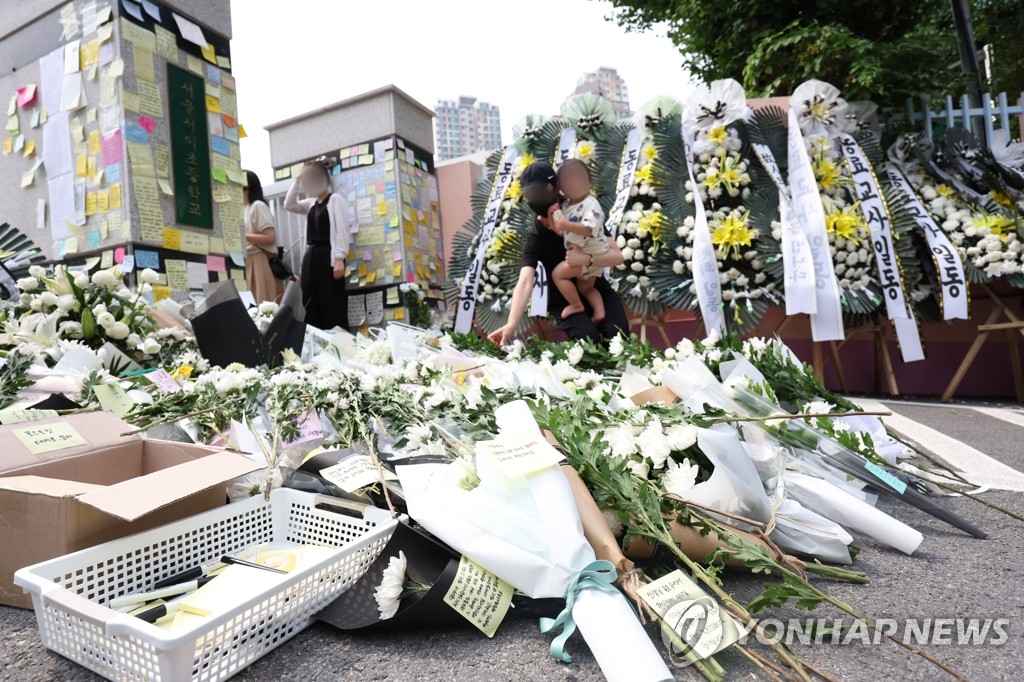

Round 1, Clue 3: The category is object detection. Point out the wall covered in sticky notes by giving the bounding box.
[0,0,238,278]
[271,135,442,299]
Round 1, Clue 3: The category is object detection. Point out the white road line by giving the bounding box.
[966,405,1024,429]
[854,399,1024,492]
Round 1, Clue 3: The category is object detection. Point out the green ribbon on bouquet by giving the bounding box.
[539,559,621,663]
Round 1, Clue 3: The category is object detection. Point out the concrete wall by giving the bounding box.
[436,158,483,277]
[266,87,435,168]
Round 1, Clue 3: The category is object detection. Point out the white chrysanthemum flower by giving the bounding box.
[17,277,39,292]
[28,265,46,278]
[627,460,650,479]
[567,345,584,366]
[96,312,116,329]
[106,322,130,340]
[142,337,162,355]
[604,423,638,458]
[609,335,624,357]
[92,269,119,288]
[662,458,699,498]
[806,400,833,415]
[665,423,698,452]
[140,268,160,284]
[637,419,672,468]
[374,551,408,620]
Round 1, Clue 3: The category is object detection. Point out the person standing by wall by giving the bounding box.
[284,161,351,329]
[243,170,284,304]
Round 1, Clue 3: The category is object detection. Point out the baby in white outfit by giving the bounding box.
[549,159,609,321]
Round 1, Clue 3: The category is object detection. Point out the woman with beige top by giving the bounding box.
[243,170,283,304]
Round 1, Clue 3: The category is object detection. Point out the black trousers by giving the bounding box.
[557,287,629,344]
[300,245,347,330]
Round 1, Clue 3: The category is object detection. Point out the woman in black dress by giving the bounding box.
[284,161,351,330]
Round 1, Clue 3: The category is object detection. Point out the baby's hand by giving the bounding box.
[546,204,561,220]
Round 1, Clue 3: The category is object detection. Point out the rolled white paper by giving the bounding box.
[784,471,923,555]
[573,588,674,682]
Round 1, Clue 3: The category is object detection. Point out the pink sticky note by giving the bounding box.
[392,250,402,262]
[138,116,156,133]
[114,247,126,264]
[146,368,181,393]
[207,255,226,272]
[407,272,415,283]
[362,248,372,261]
[16,84,37,108]
[375,182,384,193]
[102,128,123,165]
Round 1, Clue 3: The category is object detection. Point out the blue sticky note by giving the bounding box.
[135,250,160,270]
[206,65,221,86]
[106,163,121,183]
[229,252,244,267]
[223,126,239,143]
[141,0,161,21]
[122,0,144,21]
[125,123,148,145]
[211,136,230,156]
[87,228,101,249]
[122,255,135,273]
[331,165,341,175]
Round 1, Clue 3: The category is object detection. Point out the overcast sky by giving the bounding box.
[231,0,696,180]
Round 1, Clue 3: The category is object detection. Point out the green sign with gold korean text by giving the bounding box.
[167,64,213,228]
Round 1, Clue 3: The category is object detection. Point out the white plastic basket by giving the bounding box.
[14,489,400,682]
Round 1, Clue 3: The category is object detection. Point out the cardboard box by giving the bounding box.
[0,412,263,608]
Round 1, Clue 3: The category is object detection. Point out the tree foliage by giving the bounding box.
[601,0,1024,107]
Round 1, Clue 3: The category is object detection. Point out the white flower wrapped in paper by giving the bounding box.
[684,79,747,132]
[397,400,673,681]
[791,79,851,140]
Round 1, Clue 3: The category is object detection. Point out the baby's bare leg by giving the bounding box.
[577,276,605,322]
[553,260,586,318]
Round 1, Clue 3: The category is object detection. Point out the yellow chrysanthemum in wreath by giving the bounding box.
[636,212,663,242]
[990,191,1014,208]
[634,163,655,185]
[936,184,956,198]
[706,126,728,146]
[516,153,535,174]
[642,144,658,162]
[825,204,865,242]
[506,179,522,203]
[575,141,595,160]
[813,157,844,191]
[710,210,756,258]
[973,213,1015,240]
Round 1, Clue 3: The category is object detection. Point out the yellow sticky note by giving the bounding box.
[153,284,171,301]
[97,189,109,213]
[165,259,189,290]
[3,138,11,155]
[109,183,121,208]
[367,271,376,284]
[205,95,220,113]
[377,202,387,216]
[0,408,58,425]
[394,308,405,320]
[443,556,514,638]
[93,383,135,418]
[85,192,97,216]
[88,129,100,155]
[163,227,181,251]
[23,139,35,157]
[87,155,97,176]
[357,263,367,277]
[476,432,565,478]
[14,422,87,454]
[158,179,174,195]
[201,42,217,63]
[238,124,247,138]
[392,263,402,277]
[180,230,210,255]
[76,153,88,177]
[20,168,34,188]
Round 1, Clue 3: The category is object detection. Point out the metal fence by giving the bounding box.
[904,92,1024,144]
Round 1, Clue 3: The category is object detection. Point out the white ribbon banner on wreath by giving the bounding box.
[554,128,576,170]
[684,127,726,335]
[836,134,924,362]
[786,108,845,341]
[604,128,642,240]
[454,145,519,333]
[884,165,969,321]
[530,261,549,318]
[750,141,817,315]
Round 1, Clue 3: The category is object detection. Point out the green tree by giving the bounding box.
[600,0,1021,106]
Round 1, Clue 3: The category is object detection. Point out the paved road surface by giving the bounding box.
[2,401,1022,681]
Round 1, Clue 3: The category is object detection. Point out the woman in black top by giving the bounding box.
[488,162,629,346]
[284,162,352,330]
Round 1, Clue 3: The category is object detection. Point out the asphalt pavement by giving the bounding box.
[2,400,1023,681]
